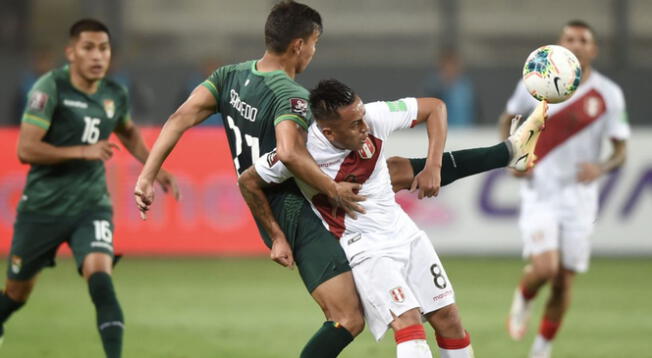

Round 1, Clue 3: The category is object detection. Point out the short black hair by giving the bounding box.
[69,19,110,40]
[309,79,357,121]
[564,19,597,39]
[265,1,322,54]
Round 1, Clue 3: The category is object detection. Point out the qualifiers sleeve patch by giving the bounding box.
[290,98,308,117]
[266,149,280,167]
[28,91,49,112]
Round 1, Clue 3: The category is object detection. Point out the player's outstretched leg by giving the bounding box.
[427,304,474,358]
[507,100,549,172]
[301,272,364,358]
[0,278,35,348]
[84,254,124,358]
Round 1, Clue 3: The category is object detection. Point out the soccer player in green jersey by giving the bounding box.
[0,19,179,358]
[135,2,366,357]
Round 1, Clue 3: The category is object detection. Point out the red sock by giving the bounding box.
[436,330,471,349]
[394,324,426,344]
[520,283,537,300]
[539,318,561,340]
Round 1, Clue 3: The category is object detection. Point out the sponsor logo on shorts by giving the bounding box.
[532,231,545,243]
[91,241,114,252]
[28,91,49,112]
[290,98,308,117]
[390,286,406,303]
[432,290,453,303]
[347,234,361,245]
[11,255,22,274]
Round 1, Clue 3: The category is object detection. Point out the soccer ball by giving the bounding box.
[522,45,582,103]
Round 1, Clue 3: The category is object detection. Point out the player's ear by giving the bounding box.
[290,38,303,55]
[65,42,75,62]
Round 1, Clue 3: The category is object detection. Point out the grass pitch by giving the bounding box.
[0,257,650,357]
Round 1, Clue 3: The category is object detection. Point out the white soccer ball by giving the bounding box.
[522,45,582,103]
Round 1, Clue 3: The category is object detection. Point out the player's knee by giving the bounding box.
[5,281,34,302]
[338,312,364,337]
[428,304,464,337]
[535,264,559,282]
[391,308,423,331]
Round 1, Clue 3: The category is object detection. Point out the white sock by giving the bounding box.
[530,334,552,357]
[439,345,475,358]
[397,339,433,358]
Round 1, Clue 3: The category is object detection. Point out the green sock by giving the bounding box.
[300,321,354,358]
[0,291,25,336]
[409,142,510,186]
[88,272,124,358]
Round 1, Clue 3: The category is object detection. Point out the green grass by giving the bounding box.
[0,257,650,357]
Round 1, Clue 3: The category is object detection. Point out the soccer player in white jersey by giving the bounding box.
[498,20,630,358]
[239,79,547,358]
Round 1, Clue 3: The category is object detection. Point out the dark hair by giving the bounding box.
[69,19,110,40]
[265,1,322,54]
[564,19,597,39]
[309,79,357,121]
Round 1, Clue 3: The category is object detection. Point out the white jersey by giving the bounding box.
[255,98,421,262]
[506,70,630,197]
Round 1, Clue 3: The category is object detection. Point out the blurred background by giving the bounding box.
[0,1,650,357]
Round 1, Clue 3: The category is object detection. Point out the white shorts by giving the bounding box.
[519,184,598,273]
[350,231,455,341]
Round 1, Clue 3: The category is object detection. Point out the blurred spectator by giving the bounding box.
[423,48,477,127]
[109,50,155,122]
[11,48,57,125]
[177,57,224,126]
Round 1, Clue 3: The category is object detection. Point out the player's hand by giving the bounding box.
[134,177,155,220]
[410,166,442,199]
[82,141,120,161]
[270,234,294,270]
[577,162,602,183]
[155,169,181,201]
[332,181,366,219]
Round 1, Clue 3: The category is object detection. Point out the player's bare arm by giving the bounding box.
[114,119,180,200]
[410,97,448,199]
[17,122,119,165]
[134,85,215,218]
[275,120,366,218]
[577,138,627,183]
[386,98,447,197]
[238,166,294,269]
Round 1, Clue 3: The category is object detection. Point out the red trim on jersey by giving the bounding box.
[539,318,561,340]
[436,330,471,350]
[394,324,426,344]
[534,89,606,162]
[311,135,383,238]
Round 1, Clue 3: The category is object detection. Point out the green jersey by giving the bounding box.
[18,65,131,216]
[202,60,311,176]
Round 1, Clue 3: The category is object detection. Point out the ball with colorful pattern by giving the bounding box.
[522,45,582,104]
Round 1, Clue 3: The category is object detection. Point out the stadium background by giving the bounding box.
[0,1,650,357]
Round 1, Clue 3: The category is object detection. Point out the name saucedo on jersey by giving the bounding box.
[229,89,258,122]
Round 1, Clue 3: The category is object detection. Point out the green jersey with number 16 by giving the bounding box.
[18,65,131,216]
[202,60,311,176]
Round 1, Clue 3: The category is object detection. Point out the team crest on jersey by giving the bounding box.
[266,150,280,167]
[290,98,308,117]
[28,91,48,112]
[390,287,406,303]
[103,99,115,118]
[10,255,22,274]
[357,137,376,159]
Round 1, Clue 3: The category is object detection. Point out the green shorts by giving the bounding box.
[8,207,116,280]
[261,184,351,293]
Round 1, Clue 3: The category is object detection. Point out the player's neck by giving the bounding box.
[258,51,297,79]
[580,66,593,84]
[69,69,101,94]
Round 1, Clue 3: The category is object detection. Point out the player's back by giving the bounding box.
[202,60,311,176]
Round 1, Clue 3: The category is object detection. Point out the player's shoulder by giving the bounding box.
[267,73,309,99]
[102,76,129,98]
[31,67,63,93]
[591,70,624,98]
